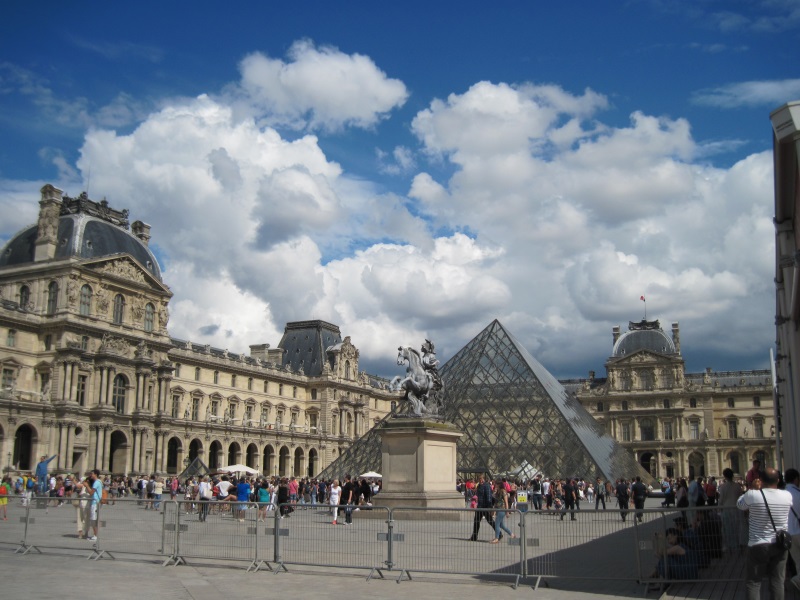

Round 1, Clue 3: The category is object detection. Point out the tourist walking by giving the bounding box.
[737,467,792,600]
[470,475,496,541]
[329,479,342,524]
[490,478,516,543]
[595,477,606,509]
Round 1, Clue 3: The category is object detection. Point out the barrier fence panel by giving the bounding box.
[14,493,96,556]
[166,499,260,569]
[93,497,169,560]
[390,507,524,585]
[521,505,644,584]
[636,505,748,590]
[273,503,389,577]
[0,494,30,550]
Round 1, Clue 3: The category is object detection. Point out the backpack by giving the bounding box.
[0,485,8,496]
[26,478,34,489]
[146,480,155,493]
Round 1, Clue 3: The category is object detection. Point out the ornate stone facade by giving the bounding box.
[0,186,398,477]
[564,320,775,479]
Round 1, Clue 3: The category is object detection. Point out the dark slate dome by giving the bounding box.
[612,322,675,357]
[0,213,162,281]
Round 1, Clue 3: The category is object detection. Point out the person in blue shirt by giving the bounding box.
[235,478,251,522]
[35,454,57,495]
[81,469,103,541]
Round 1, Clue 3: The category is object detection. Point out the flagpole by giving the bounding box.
[640,295,647,320]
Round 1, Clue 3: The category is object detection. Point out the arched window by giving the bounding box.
[112,374,127,414]
[79,284,92,316]
[640,418,655,441]
[194,367,201,381]
[113,294,125,324]
[47,281,59,315]
[19,285,30,309]
[345,360,351,380]
[213,371,219,384]
[144,303,155,332]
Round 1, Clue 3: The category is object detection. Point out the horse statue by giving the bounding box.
[389,340,443,417]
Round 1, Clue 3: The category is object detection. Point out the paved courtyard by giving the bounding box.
[0,496,768,599]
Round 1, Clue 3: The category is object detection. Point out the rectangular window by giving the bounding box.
[6,329,16,347]
[44,334,52,351]
[245,405,253,423]
[690,421,699,440]
[229,403,236,419]
[310,413,318,432]
[621,423,631,442]
[195,367,201,381]
[191,398,199,421]
[76,375,87,406]
[727,397,735,408]
[81,336,89,351]
[663,421,673,440]
[175,364,181,377]
[1,368,15,389]
[279,383,284,396]
[213,371,219,384]
[728,420,738,439]
[171,394,180,418]
[292,386,297,399]
[211,400,219,416]
[754,420,764,439]
[248,377,253,391]
[263,380,268,393]
[311,389,317,400]
[231,374,236,387]
[662,398,670,409]
[753,396,761,407]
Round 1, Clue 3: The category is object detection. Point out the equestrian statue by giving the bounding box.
[389,339,444,417]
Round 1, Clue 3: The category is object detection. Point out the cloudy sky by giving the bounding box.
[1,1,798,379]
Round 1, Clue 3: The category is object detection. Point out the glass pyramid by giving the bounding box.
[320,320,651,483]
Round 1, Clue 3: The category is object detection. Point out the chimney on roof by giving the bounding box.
[131,220,151,246]
[612,325,621,345]
[672,322,681,354]
[34,184,63,262]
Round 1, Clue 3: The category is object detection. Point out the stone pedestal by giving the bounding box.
[374,417,463,511]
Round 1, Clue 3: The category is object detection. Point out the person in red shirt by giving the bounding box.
[704,477,718,506]
[746,460,765,489]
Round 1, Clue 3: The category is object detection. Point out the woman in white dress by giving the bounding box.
[329,479,342,525]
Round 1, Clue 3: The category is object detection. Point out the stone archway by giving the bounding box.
[189,438,202,462]
[227,442,241,466]
[246,443,258,470]
[639,451,656,477]
[688,451,705,479]
[308,448,318,478]
[109,431,128,474]
[167,437,182,474]
[263,445,275,477]
[293,447,304,477]
[13,423,36,471]
[279,446,290,477]
[209,441,222,470]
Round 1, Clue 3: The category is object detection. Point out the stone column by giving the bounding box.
[97,367,107,406]
[61,362,71,401]
[57,423,68,469]
[69,362,78,404]
[65,423,75,471]
[130,429,139,472]
[102,427,111,472]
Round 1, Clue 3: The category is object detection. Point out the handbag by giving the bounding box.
[760,489,792,550]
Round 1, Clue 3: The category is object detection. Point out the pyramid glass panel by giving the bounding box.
[320,320,651,483]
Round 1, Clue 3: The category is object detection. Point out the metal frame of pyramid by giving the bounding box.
[320,320,652,483]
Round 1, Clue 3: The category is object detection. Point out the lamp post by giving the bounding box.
[6,451,11,473]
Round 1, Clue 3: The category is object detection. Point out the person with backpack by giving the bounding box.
[530,475,543,511]
[145,476,156,509]
[469,474,496,541]
[256,481,271,521]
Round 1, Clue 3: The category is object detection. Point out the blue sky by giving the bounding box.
[1,1,799,378]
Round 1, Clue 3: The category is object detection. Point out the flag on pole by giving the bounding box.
[640,295,646,302]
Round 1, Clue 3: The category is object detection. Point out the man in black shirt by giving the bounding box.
[469,475,496,541]
[631,476,648,522]
[615,479,630,522]
[341,475,355,524]
[561,479,577,521]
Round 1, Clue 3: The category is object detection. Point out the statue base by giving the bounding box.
[359,417,464,520]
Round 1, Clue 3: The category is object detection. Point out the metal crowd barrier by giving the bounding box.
[0,495,753,591]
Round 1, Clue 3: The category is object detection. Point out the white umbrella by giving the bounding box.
[219,464,258,475]
[359,471,382,478]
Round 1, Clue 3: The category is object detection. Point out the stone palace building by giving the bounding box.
[564,320,775,480]
[0,185,778,480]
[0,185,398,478]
